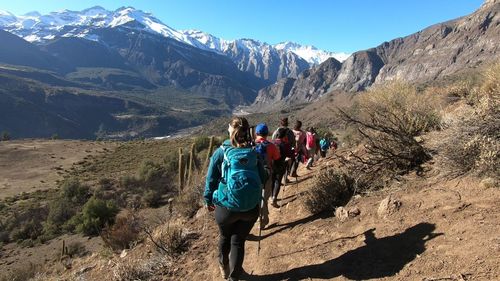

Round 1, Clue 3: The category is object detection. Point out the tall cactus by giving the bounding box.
[187,143,196,185]
[178,148,184,192]
[204,136,215,169]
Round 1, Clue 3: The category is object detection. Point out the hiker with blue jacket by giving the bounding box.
[204,117,267,281]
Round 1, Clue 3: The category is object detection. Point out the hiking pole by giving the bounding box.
[257,184,263,256]
[279,178,285,212]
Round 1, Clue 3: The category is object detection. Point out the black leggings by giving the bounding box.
[272,171,285,199]
[215,205,259,280]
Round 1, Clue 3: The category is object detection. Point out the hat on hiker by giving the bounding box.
[255,123,269,136]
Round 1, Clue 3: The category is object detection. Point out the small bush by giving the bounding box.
[150,225,186,256]
[138,160,166,183]
[98,178,114,190]
[0,264,39,281]
[303,169,355,215]
[10,219,43,242]
[163,152,179,174]
[112,255,171,281]
[1,131,10,141]
[67,241,87,257]
[46,199,76,230]
[120,175,139,189]
[76,197,119,235]
[101,213,141,251]
[175,185,203,218]
[59,178,90,204]
[193,136,210,152]
[142,189,163,208]
[442,63,500,178]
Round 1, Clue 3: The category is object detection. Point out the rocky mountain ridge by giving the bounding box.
[0,6,345,84]
[252,0,499,111]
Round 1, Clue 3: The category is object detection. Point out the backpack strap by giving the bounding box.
[220,145,233,183]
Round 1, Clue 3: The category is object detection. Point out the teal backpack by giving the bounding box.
[213,145,262,211]
[320,138,330,151]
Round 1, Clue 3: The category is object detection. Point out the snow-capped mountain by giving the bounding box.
[0,6,346,83]
[274,42,350,64]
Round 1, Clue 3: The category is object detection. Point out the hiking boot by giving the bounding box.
[271,198,279,208]
[219,263,229,279]
[260,215,269,229]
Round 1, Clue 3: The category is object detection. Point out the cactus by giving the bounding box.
[187,143,196,185]
[61,240,66,257]
[204,136,215,169]
[178,148,184,192]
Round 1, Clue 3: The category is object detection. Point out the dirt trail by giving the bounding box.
[176,154,500,281]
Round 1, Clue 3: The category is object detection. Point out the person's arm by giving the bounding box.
[204,147,223,206]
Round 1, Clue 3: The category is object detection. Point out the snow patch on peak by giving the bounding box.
[274,41,350,64]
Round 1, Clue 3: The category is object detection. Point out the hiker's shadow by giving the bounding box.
[248,212,330,241]
[247,223,442,281]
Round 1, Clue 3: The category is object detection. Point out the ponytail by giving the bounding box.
[229,117,250,147]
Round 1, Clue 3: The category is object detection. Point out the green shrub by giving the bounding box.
[163,152,179,174]
[10,219,43,242]
[67,241,87,257]
[141,189,163,208]
[59,178,90,204]
[194,136,210,152]
[1,131,10,141]
[303,169,355,215]
[46,199,76,229]
[120,175,139,189]
[138,160,165,182]
[76,197,119,235]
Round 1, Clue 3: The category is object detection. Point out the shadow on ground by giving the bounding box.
[246,222,442,280]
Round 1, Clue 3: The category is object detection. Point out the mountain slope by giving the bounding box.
[0,7,345,84]
[0,29,68,72]
[252,0,500,111]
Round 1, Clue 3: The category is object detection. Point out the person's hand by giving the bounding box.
[205,204,215,212]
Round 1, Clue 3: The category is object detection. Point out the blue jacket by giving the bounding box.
[204,140,267,209]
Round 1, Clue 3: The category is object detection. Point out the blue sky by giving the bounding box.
[0,0,484,53]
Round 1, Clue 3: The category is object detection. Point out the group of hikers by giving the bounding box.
[203,116,337,281]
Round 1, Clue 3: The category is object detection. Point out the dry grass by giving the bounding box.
[101,212,142,251]
[441,62,500,179]
[112,255,173,281]
[303,168,355,214]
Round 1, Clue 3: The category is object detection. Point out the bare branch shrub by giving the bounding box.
[101,212,142,251]
[442,63,500,178]
[337,82,440,187]
[303,168,355,214]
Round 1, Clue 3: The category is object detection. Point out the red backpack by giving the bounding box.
[306,132,315,148]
